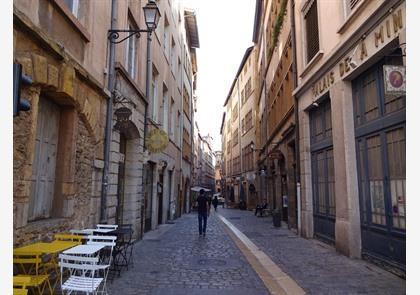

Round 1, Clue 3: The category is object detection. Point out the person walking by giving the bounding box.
[212,195,219,212]
[197,189,209,236]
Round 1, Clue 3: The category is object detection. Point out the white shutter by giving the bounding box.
[29,97,60,220]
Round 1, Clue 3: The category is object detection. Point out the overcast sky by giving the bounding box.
[182,0,256,151]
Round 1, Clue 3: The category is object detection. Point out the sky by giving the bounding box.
[182,0,256,151]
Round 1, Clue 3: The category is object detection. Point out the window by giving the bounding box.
[171,38,176,72]
[63,0,79,17]
[170,98,175,139]
[232,103,238,122]
[126,22,137,79]
[177,111,181,146]
[151,68,159,122]
[232,128,239,146]
[163,16,170,58]
[245,78,252,100]
[162,84,169,132]
[346,0,362,14]
[304,0,320,62]
[242,143,254,172]
[244,110,253,134]
[183,87,190,118]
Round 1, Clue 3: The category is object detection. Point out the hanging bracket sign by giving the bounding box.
[145,128,169,154]
[383,65,405,95]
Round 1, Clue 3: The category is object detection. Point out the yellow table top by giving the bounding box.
[14,240,80,255]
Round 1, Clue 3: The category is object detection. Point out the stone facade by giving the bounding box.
[13,0,108,245]
[293,0,406,270]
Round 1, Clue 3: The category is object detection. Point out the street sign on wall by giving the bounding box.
[383,65,405,95]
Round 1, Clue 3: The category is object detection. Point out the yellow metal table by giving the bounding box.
[14,240,80,293]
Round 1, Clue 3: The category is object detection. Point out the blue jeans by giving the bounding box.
[198,212,207,235]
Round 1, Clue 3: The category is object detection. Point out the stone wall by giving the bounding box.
[13,18,107,246]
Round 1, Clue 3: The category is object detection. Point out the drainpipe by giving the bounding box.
[100,0,118,224]
[290,0,301,235]
[140,29,153,238]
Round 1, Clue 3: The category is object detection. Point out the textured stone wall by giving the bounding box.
[13,22,107,247]
[14,116,96,246]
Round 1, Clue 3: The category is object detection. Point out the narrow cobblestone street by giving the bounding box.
[109,208,405,294]
[108,210,270,295]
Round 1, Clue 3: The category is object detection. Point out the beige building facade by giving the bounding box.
[13,0,198,246]
[13,0,111,245]
[222,46,257,208]
[252,0,299,229]
[293,0,406,271]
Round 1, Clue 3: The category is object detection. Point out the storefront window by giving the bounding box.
[386,128,406,229]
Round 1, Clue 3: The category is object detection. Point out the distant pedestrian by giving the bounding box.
[212,195,219,212]
[196,189,209,236]
[255,199,268,217]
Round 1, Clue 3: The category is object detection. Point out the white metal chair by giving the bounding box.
[59,254,104,294]
[96,224,118,230]
[87,235,116,294]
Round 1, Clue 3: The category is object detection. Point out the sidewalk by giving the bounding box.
[217,208,405,295]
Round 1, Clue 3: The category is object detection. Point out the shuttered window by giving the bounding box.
[349,0,361,9]
[304,0,319,62]
[29,97,61,221]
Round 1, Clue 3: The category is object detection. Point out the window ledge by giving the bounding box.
[337,0,370,34]
[300,50,324,78]
[50,0,91,42]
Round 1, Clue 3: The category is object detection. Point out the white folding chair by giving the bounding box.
[96,224,118,230]
[87,235,116,294]
[59,254,103,294]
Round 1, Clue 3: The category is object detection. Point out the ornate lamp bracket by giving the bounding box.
[108,29,150,44]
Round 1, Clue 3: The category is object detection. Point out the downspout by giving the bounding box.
[179,41,185,217]
[290,0,301,235]
[189,72,196,213]
[237,77,243,202]
[100,0,118,224]
[140,29,153,238]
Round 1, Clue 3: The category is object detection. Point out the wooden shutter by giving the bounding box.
[29,97,60,221]
[349,0,361,9]
[305,0,319,62]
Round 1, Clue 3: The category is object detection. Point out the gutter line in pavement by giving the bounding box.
[217,214,306,295]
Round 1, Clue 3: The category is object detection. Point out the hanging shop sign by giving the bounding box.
[383,65,405,95]
[114,107,132,132]
[146,128,169,153]
[268,149,283,160]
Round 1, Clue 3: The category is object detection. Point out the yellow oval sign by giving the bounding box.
[146,128,169,154]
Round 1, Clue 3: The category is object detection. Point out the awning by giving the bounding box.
[191,186,211,192]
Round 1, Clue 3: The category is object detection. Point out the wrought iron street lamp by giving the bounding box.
[107,0,161,43]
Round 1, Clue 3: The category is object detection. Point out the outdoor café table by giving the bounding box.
[63,244,104,256]
[14,240,80,290]
[70,228,116,235]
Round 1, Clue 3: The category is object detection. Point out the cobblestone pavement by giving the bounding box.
[108,211,269,295]
[218,208,405,295]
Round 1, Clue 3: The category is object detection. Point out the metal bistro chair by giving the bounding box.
[111,224,134,276]
[87,235,116,294]
[13,253,53,295]
[54,233,85,244]
[13,276,30,295]
[96,224,118,230]
[59,254,103,294]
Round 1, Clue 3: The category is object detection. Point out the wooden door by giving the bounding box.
[29,97,60,221]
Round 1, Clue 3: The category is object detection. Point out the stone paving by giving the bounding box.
[218,208,406,295]
[108,211,269,295]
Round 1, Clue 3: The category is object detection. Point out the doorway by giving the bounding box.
[353,53,405,268]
